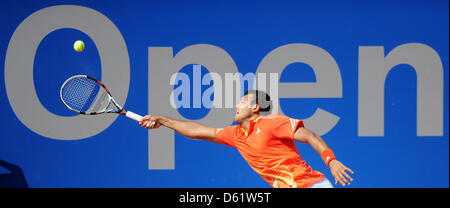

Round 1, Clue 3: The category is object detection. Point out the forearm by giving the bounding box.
[304,132,343,169]
[294,128,354,186]
[294,127,329,154]
[307,132,330,155]
[156,116,211,139]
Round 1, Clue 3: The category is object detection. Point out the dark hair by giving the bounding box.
[244,90,271,112]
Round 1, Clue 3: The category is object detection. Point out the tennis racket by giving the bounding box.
[60,75,145,122]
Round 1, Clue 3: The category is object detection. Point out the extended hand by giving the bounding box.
[328,160,354,186]
[139,115,161,129]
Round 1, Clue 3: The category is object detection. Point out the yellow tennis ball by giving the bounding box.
[73,40,85,52]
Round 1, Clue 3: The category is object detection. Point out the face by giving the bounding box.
[234,94,257,124]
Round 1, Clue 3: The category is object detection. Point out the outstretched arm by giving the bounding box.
[139,115,223,144]
[293,127,354,186]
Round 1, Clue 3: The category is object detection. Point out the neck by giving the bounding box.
[240,114,260,131]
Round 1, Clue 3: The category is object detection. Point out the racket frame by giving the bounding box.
[60,75,145,122]
[60,75,126,115]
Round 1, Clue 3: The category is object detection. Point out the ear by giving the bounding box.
[252,103,261,113]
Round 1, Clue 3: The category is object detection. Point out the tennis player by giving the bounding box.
[140,90,354,188]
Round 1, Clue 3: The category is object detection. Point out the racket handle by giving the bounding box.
[125,111,143,122]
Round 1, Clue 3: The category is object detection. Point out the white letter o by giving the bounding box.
[4,5,130,140]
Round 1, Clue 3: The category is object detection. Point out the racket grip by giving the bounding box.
[125,111,143,122]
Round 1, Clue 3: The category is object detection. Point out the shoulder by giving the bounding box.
[258,113,289,122]
[215,125,239,134]
[259,114,304,128]
[214,125,239,147]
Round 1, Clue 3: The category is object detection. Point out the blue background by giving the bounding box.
[0,0,448,187]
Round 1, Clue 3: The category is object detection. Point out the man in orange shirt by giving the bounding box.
[140,90,354,188]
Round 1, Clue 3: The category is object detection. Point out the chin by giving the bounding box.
[234,117,242,124]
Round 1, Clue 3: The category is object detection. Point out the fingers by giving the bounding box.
[139,115,158,129]
[345,167,355,175]
[330,161,355,186]
[342,168,354,182]
[334,172,348,186]
[338,172,350,186]
[142,121,157,129]
[147,121,156,128]
[138,115,150,126]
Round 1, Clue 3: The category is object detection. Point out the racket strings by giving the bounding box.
[61,77,101,113]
